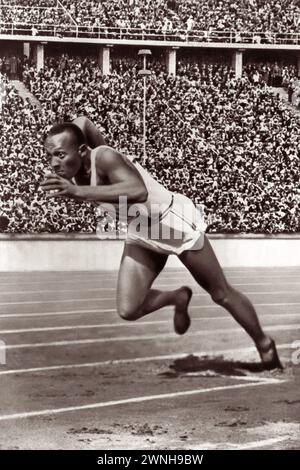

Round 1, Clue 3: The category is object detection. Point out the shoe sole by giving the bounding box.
[174,286,193,335]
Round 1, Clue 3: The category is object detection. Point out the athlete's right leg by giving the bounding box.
[116,242,192,333]
[178,235,283,369]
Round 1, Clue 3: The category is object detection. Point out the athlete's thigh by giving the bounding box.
[117,242,168,314]
[178,235,228,293]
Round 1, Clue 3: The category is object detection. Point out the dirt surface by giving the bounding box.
[0,268,299,450]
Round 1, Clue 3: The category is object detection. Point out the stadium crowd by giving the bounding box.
[0,73,96,233]
[244,62,297,87]
[0,53,299,234]
[0,0,299,39]
[0,1,70,28]
[0,55,25,79]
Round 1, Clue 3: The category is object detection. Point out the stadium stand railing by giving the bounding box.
[0,22,300,45]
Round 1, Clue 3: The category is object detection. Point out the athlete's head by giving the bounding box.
[44,123,87,180]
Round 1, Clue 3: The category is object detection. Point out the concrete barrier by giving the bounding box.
[0,234,299,271]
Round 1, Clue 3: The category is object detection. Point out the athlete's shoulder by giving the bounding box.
[93,145,118,157]
[93,146,124,171]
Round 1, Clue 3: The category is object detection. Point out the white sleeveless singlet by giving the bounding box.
[90,147,173,219]
[90,146,207,255]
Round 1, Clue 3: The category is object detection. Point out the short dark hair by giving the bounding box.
[45,122,85,147]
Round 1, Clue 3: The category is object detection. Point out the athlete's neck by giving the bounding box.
[74,147,92,186]
[81,147,92,175]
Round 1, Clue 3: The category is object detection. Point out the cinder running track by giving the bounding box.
[0,267,299,450]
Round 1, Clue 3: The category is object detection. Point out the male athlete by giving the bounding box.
[41,117,282,371]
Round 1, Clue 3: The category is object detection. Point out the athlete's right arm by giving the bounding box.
[41,147,148,203]
[72,116,107,148]
[73,147,148,203]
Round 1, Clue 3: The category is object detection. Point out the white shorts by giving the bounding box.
[126,193,207,255]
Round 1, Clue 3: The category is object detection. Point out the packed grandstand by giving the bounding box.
[0,1,299,234]
[0,0,300,43]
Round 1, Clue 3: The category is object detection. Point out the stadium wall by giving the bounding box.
[0,234,299,271]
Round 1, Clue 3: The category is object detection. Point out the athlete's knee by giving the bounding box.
[117,304,140,321]
[210,285,233,307]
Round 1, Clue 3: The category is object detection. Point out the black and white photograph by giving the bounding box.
[0,0,299,457]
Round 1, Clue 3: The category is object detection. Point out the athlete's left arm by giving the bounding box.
[72,116,107,148]
[41,147,148,203]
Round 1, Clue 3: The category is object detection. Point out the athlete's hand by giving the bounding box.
[40,174,78,199]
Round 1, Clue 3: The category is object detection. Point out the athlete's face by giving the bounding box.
[45,131,84,180]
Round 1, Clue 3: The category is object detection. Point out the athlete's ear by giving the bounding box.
[78,144,88,158]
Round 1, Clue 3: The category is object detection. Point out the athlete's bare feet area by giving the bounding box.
[173,286,193,335]
[256,336,283,371]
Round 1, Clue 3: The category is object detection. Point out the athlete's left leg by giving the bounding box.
[178,235,282,369]
[116,242,192,333]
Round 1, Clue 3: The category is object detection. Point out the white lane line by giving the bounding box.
[158,283,300,289]
[1,282,300,296]
[227,282,300,286]
[0,321,170,334]
[236,437,290,450]
[0,274,299,286]
[0,302,299,319]
[0,343,292,376]
[1,290,300,302]
[194,436,290,450]
[189,302,300,309]
[1,292,300,306]
[0,298,116,306]
[189,374,280,383]
[0,313,299,334]
[0,271,298,279]
[0,288,116,295]
[0,269,299,278]
[158,281,300,287]
[0,309,111,319]
[0,324,298,350]
[0,379,285,422]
